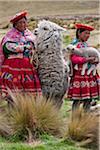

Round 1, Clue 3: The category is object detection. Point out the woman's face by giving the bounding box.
[15,17,27,32]
[78,30,90,42]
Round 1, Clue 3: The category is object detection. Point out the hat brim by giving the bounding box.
[10,11,28,23]
[75,24,94,31]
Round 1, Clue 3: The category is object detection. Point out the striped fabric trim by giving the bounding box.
[1,65,34,71]
[74,75,98,78]
[70,96,99,100]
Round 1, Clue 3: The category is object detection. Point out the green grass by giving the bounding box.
[60,99,72,118]
[0,135,88,150]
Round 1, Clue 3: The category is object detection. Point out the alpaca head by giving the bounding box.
[34,20,66,50]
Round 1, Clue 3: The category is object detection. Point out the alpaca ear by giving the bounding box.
[58,26,66,32]
[38,20,47,27]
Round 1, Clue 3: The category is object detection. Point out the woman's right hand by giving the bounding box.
[86,57,96,63]
[16,45,24,53]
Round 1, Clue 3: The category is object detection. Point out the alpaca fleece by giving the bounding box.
[34,20,69,107]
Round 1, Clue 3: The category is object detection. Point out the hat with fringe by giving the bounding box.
[10,11,28,23]
[75,23,94,31]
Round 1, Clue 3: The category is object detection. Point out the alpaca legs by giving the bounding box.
[87,65,96,75]
[81,63,87,75]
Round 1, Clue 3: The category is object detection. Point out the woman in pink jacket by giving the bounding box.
[68,23,100,111]
[0,11,41,99]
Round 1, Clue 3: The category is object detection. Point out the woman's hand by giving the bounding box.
[24,44,32,50]
[16,46,24,52]
[86,57,98,64]
[25,41,35,51]
[92,58,99,64]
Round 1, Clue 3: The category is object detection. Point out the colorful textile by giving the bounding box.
[2,27,36,45]
[0,40,5,70]
[0,28,41,96]
[0,58,41,95]
[68,41,100,100]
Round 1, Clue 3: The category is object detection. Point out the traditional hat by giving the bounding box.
[10,11,28,23]
[75,23,94,31]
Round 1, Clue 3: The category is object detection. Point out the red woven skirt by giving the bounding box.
[0,58,41,96]
[68,67,100,100]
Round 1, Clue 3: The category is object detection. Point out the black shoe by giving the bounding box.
[91,101,97,106]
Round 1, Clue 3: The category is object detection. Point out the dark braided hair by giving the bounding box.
[76,28,86,39]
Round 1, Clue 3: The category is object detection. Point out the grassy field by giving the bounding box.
[0,136,89,150]
[0,1,99,149]
[0,0,99,24]
[0,0,99,46]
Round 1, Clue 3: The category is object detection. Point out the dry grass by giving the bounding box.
[65,108,99,148]
[1,92,65,141]
[0,96,12,136]
[0,112,12,136]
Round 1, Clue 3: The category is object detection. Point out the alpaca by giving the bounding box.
[66,44,100,75]
[33,20,69,107]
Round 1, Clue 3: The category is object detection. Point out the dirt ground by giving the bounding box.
[0,0,99,40]
[0,0,99,23]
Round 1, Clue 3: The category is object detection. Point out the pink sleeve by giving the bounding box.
[71,54,87,64]
[0,41,5,69]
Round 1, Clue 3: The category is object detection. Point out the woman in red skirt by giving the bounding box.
[68,23,100,111]
[0,11,41,98]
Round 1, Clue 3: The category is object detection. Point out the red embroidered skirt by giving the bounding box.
[68,66,100,100]
[0,57,41,96]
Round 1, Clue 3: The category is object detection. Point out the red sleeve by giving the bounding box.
[71,42,87,64]
[71,54,87,64]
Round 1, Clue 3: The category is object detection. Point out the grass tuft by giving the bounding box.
[65,108,99,148]
[4,92,65,141]
[0,99,12,137]
[0,113,12,136]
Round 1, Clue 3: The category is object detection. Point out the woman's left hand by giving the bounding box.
[91,58,99,64]
[25,44,32,50]
[25,42,35,51]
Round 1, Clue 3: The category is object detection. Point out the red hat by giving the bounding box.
[10,11,28,23]
[75,23,94,31]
